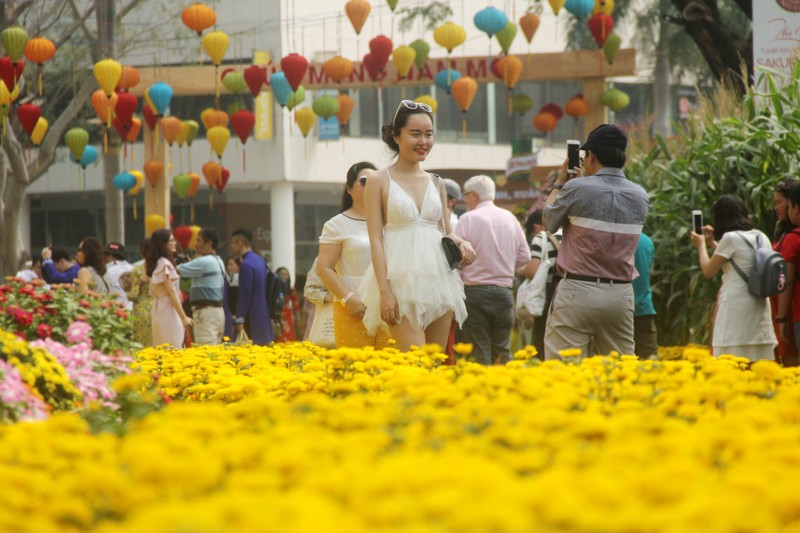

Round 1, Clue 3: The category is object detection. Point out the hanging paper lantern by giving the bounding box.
[495,22,517,55]
[244,65,267,97]
[2,27,28,65]
[129,170,143,196]
[386,0,398,11]
[173,173,192,200]
[533,113,558,134]
[392,46,416,79]
[451,77,478,112]
[362,53,384,81]
[336,94,355,127]
[0,83,10,128]
[200,108,229,131]
[184,120,199,146]
[565,94,590,120]
[113,171,136,192]
[548,0,567,15]
[433,22,466,54]
[202,30,229,65]
[114,92,138,125]
[188,225,202,250]
[24,36,55,65]
[30,117,48,145]
[16,103,40,137]
[173,225,194,250]
[541,103,564,120]
[497,55,522,89]
[369,35,393,66]
[91,89,118,123]
[286,86,305,111]
[604,33,622,64]
[70,145,98,169]
[161,116,182,146]
[415,95,438,114]
[148,82,173,117]
[311,95,340,121]
[294,108,316,138]
[270,71,292,107]
[144,160,164,187]
[215,166,230,194]
[203,161,221,187]
[435,69,461,94]
[409,39,430,70]
[65,128,89,161]
[126,118,142,143]
[176,121,190,147]
[323,56,355,83]
[280,53,308,91]
[145,214,166,236]
[0,57,24,92]
[93,58,122,98]
[207,126,231,158]
[510,94,533,115]
[519,14,540,44]
[113,116,133,140]
[182,3,217,36]
[602,88,630,112]
[118,66,141,91]
[231,110,255,143]
[222,70,246,93]
[187,172,201,199]
[564,0,594,18]
[588,13,614,47]
[345,0,371,35]
[474,7,508,38]
[594,0,614,15]
[142,106,157,131]
[226,100,245,116]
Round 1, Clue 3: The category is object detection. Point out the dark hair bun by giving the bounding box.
[381,123,399,153]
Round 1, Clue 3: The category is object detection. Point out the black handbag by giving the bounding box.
[433,174,463,270]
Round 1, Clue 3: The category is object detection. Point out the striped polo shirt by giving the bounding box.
[544,167,649,282]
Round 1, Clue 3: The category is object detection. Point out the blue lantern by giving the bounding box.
[69,145,98,169]
[435,69,461,94]
[474,7,508,38]
[270,71,292,108]
[564,0,594,18]
[148,82,173,117]
[113,171,136,192]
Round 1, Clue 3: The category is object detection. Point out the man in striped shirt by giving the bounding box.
[543,124,649,359]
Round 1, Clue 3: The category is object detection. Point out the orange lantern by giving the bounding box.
[323,56,354,83]
[565,94,590,120]
[182,3,217,36]
[202,160,221,209]
[519,14,540,45]
[143,159,164,187]
[533,112,558,134]
[451,76,478,138]
[345,0,371,35]
[336,94,355,128]
[24,36,56,96]
[161,116,182,147]
[91,89,118,152]
[117,66,140,92]
[201,108,229,130]
[497,55,522,90]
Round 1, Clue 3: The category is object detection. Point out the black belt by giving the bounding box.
[563,272,630,284]
[192,300,223,309]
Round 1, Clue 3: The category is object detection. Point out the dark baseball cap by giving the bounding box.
[581,124,627,152]
[443,179,462,201]
[105,242,126,258]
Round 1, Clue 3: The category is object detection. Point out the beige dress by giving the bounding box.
[150,257,184,347]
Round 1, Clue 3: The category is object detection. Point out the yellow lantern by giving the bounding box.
[31,117,48,145]
[414,95,438,114]
[392,45,416,79]
[188,225,202,250]
[593,0,614,15]
[129,169,143,219]
[295,108,316,138]
[93,58,122,98]
[207,126,231,159]
[203,30,229,66]
[433,22,466,54]
[145,214,166,236]
[176,121,190,147]
[548,0,567,15]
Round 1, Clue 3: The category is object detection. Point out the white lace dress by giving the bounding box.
[359,173,467,335]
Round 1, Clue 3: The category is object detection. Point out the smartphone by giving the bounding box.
[692,210,703,234]
[567,140,580,175]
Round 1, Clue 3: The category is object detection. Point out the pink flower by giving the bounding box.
[0,360,48,422]
[66,321,92,345]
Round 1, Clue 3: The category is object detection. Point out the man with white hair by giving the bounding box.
[455,175,532,365]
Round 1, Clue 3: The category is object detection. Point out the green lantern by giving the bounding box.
[386,0,399,12]
[222,71,247,94]
[409,39,430,70]
[510,94,533,116]
[601,88,630,112]
[287,85,305,111]
[495,22,517,55]
[173,173,192,200]
[64,127,89,161]
[2,27,28,64]
[227,100,245,115]
[604,33,621,65]
[312,95,340,121]
[184,120,199,147]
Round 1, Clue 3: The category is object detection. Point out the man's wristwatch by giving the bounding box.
[552,183,564,191]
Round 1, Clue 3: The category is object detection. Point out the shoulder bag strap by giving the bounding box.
[547,233,560,252]
[431,173,447,236]
[729,231,752,284]
[538,231,550,267]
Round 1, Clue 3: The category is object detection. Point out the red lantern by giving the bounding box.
[142,105,157,131]
[115,92,138,125]
[368,35,393,67]
[588,13,614,48]
[0,56,24,92]
[112,117,132,140]
[540,103,564,121]
[16,103,40,136]
[243,65,267,97]
[490,57,504,80]
[231,110,255,144]
[280,53,308,91]
[173,225,194,251]
[215,166,230,193]
[362,53,384,81]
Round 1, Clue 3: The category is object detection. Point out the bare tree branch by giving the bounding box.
[117,0,146,22]
[66,0,97,53]
[7,0,35,26]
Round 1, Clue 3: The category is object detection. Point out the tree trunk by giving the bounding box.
[3,133,29,276]
[652,26,672,138]
[104,135,124,243]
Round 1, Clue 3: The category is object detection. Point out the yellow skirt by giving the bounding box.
[334,303,391,349]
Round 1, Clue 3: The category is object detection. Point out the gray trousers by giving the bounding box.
[544,279,635,360]
[461,285,514,365]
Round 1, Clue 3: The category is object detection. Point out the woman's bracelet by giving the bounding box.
[340,291,354,306]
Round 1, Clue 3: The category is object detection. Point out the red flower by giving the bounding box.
[114,309,128,319]
[78,299,91,308]
[13,309,33,326]
[36,323,52,339]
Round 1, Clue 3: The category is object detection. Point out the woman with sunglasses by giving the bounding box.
[146,229,193,347]
[358,100,475,351]
[318,161,391,348]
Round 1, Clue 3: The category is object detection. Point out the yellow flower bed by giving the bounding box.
[3,343,800,532]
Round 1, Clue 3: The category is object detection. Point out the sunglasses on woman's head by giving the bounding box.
[357,176,367,186]
[392,99,433,128]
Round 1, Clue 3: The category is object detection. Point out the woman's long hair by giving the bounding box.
[79,237,106,275]
[775,178,798,241]
[341,161,377,212]
[145,229,173,277]
[712,195,754,242]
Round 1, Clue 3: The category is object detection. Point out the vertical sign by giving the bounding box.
[753,1,800,86]
[253,50,273,140]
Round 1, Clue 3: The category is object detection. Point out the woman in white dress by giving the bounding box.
[359,100,476,351]
[146,229,193,347]
[318,161,391,348]
[691,194,777,361]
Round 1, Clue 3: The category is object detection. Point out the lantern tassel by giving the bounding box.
[209,192,213,210]
[243,147,246,173]
[133,197,138,220]
[191,202,195,222]
[103,128,108,153]
[38,70,43,97]
[462,114,467,139]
